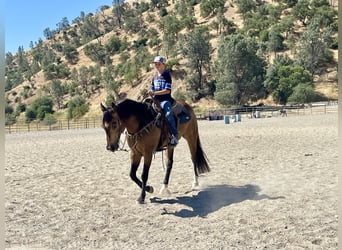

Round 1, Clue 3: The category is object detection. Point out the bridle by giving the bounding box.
[125,113,161,150]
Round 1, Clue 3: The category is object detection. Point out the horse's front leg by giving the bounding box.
[135,163,150,204]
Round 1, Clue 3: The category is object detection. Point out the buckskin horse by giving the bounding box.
[100,98,210,204]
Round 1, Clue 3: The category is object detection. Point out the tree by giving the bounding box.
[213,34,266,106]
[84,43,107,65]
[200,0,226,18]
[57,17,70,32]
[105,36,122,54]
[159,14,183,56]
[79,66,92,93]
[79,15,102,44]
[103,64,121,100]
[67,96,89,119]
[264,54,294,95]
[63,44,79,64]
[112,0,127,29]
[292,0,312,25]
[26,96,54,120]
[296,19,333,76]
[236,0,256,22]
[287,83,316,104]
[271,65,312,104]
[179,26,212,93]
[50,79,66,109]
[267,26,285,56]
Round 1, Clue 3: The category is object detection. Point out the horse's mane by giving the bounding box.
[117,99,155,127]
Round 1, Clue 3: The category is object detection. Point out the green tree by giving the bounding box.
[267,26,285,56]
[296,19,333,76]
[200,0,226,18]
[272,65,312,104]
[292,0,312,25]
[50,79,66,109]
[67,96,89,119]
[236,0,256,22]
[79,15,102,44]
[103,64,121,100]
[79,66,92,94]
[159,14,183,56]
[63,44,79,64]
[287,83,316,104]
[26,96,54,120]
[213,34,266,106]
[112,0,127,29]
[179,26,212,92]
[105,36,122,54]
[83,43,106,65]
[264,54,294,95]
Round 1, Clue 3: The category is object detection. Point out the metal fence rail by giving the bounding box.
[201,102,338,120]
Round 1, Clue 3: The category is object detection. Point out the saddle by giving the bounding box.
[143,97,191,151]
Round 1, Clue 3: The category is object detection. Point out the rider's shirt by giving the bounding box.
[150,70,172,102]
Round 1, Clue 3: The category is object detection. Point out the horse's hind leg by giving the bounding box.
[183,136,200,189]
[159,148,174,195]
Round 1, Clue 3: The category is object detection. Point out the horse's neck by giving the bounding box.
[123,116,140,134]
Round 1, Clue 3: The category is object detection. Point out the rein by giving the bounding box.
[125,113,161,149]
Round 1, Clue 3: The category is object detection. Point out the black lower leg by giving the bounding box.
[130,164,142,188]
[163,159,173,185]
[137,164,150,204]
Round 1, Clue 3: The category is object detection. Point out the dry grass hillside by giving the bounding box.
[6,0,338,119]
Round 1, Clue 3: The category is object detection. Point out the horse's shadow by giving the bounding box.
[150,184,284,218]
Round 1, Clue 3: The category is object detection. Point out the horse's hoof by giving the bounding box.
[136,198,145,204]
[192,181,199,190]
[146,186,154,193]
[159,186,171,196]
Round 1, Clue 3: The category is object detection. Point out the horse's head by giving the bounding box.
[100,102,125,152]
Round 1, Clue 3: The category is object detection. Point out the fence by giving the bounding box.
[5,101,338,134]
[199,101,338,120]
[5,117,102,134]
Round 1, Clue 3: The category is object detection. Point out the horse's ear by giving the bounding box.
[100,103,106,112]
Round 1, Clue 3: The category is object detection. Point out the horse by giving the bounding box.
[100,98,210,204]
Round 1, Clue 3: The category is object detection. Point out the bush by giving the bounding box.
[173,89,187,101]
[166,58,180,72]
[25,109,36,121]
[16,103,26,113]
[287,83,316,104]
[25,96,54,120]
[5,104,14,115]
[159,7,168,17]
[67,96,89,119]
[43,114,57,125]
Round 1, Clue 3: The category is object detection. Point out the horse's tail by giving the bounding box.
[195,137,210,175]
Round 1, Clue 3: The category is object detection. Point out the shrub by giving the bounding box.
[67,96,89,119]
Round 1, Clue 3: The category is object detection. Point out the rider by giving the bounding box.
[148,55,178,147]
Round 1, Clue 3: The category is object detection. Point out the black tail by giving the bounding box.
[195,137,210,175]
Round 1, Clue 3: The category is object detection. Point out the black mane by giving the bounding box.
[117,99,155,128]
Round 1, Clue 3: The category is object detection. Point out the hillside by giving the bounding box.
[5,0,338,121]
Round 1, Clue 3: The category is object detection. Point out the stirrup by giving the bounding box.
[169,135,178,147]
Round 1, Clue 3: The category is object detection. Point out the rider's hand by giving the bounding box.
[148,90,155,97]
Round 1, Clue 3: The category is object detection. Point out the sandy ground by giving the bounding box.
[5,113,338,250]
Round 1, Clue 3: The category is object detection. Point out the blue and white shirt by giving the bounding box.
[150,70,172,102]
